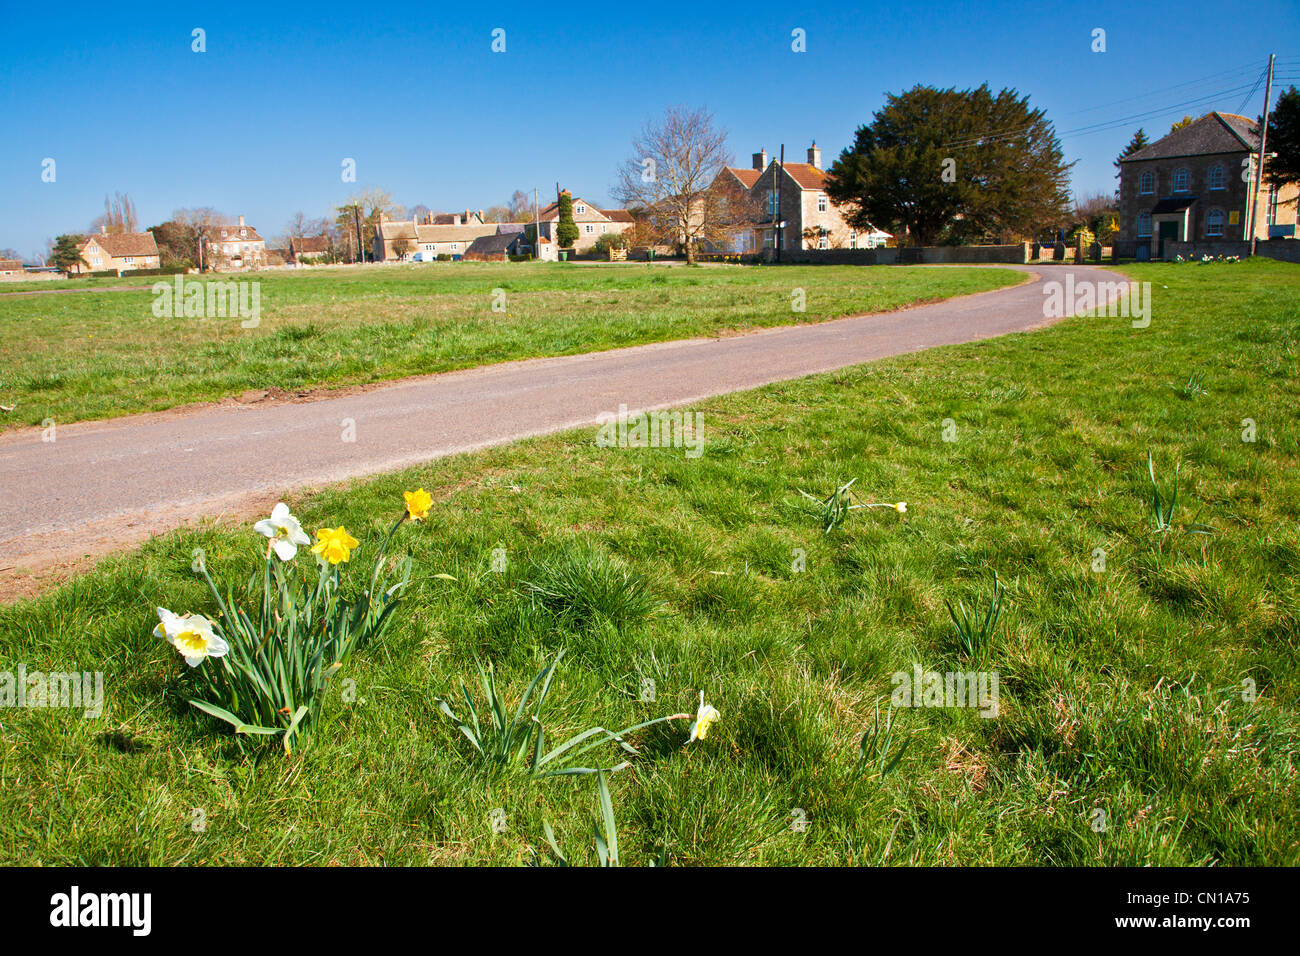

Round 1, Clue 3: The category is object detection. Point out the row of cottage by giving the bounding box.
[19,115,1294,278]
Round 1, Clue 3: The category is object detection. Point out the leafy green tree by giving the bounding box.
[556,190,580,249]
[1266,85,1300,190]
[1168,115,1195,134]
[51,234,84,273]
[825,84,1072,246]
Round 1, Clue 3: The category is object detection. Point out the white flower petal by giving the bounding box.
[271,502,290,521]
[273,538,298,561]
[254,519,276,538]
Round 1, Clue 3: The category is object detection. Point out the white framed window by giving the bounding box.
[585,224,594,234]
[849,232,857,249]
[1172,167,1189,193]
[1267,186,1279,226]
[1206,208,1225,237]
[1138,170,1155,195]
[451,243,459,251]
[124,256,134,264]
[818,236,829,249]
[1137,212,1152,237]
[1207,164,1226,190]
[766,192,777,217]
[240,228,247,238]
[575,204,586,214]
[91,256,102,266]
[601,225,607,233]
[817,194,827,212]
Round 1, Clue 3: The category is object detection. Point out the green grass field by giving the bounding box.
[0,262,1019,428]
[1,260,1297,865]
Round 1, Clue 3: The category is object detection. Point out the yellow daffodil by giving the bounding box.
[686,691,720,743]
[311,526,359,565]
[404,488,433,522]
[254,502,311,560]
[154,607,229,668]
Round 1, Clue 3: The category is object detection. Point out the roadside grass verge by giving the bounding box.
[0,259,1296,865]
[0,262,1019,428]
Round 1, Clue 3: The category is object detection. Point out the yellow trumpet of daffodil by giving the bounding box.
[404,488,433,522]
[154,607,229,668]
[687,691,721,743]
[311,526,359,565]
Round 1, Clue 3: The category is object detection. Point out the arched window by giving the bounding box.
[1137,212,1152,237]
[1207,164,1226,190]
[1138,170,1155,195]
[1172,167,1189,193]
[1205,208,1225,237]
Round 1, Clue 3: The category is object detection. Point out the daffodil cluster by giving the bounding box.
[158,492,433,752]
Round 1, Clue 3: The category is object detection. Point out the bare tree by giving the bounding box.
[614,106,752,264]
[88,191,138,234]
[507,190,533,222]
[286,211,310,238]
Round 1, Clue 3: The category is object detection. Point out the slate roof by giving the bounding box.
[1123,112,1260,162]
[466,233,519,256]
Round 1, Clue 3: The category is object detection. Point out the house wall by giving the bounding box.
[1162,238,1300,263]
[781,243,1029,265]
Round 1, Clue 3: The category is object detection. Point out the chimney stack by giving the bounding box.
[238,215,246,227]
[101,225,107,234]
[752,148,768,171]
[807,141,821,170]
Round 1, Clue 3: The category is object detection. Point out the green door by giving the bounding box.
[1158,220,1178,259]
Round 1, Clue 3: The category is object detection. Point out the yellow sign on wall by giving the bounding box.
[1229,210,1240,225]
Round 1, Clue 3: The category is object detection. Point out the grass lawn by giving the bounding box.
[0,262,1019,428]
[1,260,1297,866]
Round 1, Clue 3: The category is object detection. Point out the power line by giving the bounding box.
[941,81,1259,150]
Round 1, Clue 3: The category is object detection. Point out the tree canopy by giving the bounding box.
[1266,85,1300,190]
[825,84,1072,246]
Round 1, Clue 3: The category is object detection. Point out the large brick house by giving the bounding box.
[73,228,160,274]
[1116,112,1298,259]
[711,143,883,255]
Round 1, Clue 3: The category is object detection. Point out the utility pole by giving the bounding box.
[774,144,784,263]
[353,204,364,264]
[1249,53,1276,257]
[534,186,539,260]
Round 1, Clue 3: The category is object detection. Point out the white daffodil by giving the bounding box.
[895,502,907,513]
[254,502,311,560]
[154,607,229,668]
[686,691,721,744]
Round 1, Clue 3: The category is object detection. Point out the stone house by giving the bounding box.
[1116,112,1298,259]
[288,235,331,263]
[373,212,499,261]
[711,143,877,255]
[73,228,160,274]
[205,216,266,271]
[533,193,634,251]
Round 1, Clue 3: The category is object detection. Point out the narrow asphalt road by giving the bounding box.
[0,265,1128,575]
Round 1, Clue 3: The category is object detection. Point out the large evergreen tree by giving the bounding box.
[51,234,84,273]
[1266,85,1300,190]
[555,190,579,249]
[825,84,1072,246]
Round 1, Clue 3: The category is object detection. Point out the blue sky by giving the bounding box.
[2,0,1297,258]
